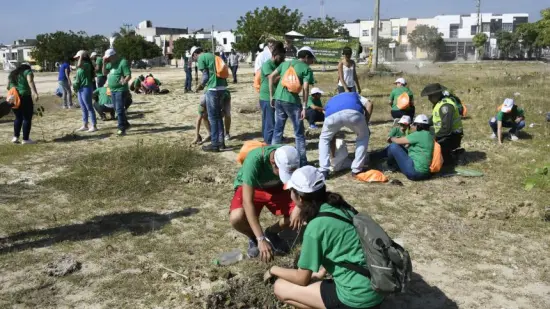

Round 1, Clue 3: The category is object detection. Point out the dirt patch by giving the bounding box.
[44,255,81,277]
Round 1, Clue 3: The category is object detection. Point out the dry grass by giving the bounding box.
[0,62,549,308]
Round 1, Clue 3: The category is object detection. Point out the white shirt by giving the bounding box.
[338,63,356,88]
[254,47,272,72]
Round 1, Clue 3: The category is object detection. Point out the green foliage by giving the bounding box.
[31,31,109,71]
[377,37,399,50]
[172,36,215,58]
[113,35,162,63]
[407,25,445,60]
[233,6,302,53]
[299,17,344,38]
[496,31,518,58]
[525,165,550,191]
[112,26,136,38]
[535,8,550,48]
[473,33,488,58]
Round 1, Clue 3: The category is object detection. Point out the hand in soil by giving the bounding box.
[259,240,274,263]
[263,269,274,283]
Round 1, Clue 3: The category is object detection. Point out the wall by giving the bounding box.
[343,23,361,38]
[213,31,237,53]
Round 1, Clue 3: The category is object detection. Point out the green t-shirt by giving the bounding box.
[73,62,94,91]
[388,127,409,138]
[298,204,384,308]
[273,59,315,105]
[106,58,131,92]
[8,69,32,96]
[389,87,414,111]
[197,53,228,91]
[259,59,277,102]
[93,87,112,107]
[95,57,104,77]
[496,107,525,123]
[307,96,323,109]
[234,145,281,189]
[406,130,434,174]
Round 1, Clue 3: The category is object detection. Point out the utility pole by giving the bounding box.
[476,0,481,34]
[320,0,325,19]
[372,0,380,72]
[211,25,215,53]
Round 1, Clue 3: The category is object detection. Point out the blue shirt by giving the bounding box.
[58,63,71,81]
[324,92,364,118]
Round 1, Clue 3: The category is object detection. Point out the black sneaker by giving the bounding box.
[202,145,220,153]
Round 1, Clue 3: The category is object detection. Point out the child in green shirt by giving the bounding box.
[387,115,411,143]
[306,87,325,129]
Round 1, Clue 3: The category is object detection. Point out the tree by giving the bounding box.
[535,8,550,48]
[495,31,518,58]
[173,36,216,58]
[299,16,344,38]
[112,25,136,39]
[407,25,445,60]
[472,33,488,59]
[376,37,399,59]
[515,23,539,58]
[233,6,302,53]
[113,35,162,63]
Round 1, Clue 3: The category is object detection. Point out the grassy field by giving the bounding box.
[0,62,549,309]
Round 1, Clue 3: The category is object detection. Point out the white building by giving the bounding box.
[343,22,361,38]
[1,39,37,70]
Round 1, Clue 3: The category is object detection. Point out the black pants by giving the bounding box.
[306,108,325,126]
[391,107,415,120]
[321,280,382,309]
[230,66,238,83]
[93,102,115,118]
[437,133,463,165]
[13,95,34,141]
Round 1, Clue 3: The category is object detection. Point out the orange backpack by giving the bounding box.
[429,141,444,173]
[281,65,302,94]
[354,170,389,183]
[253,70,261,93]
[7,87,21,109]
[215,56,229,79]
[397,92,410,110]
[236,140,267,164]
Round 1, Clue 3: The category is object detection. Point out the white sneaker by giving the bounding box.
[225,134,231,141]
[77,126,88,132]
[490,133,497,139]
[88,126,98,133]
[22,139,36,145]
[11,137,19,144]
[510,134,519,141]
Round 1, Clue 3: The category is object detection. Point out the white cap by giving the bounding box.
[413,114,429,125]
[190,46,201,56]
[274,146,300,184]
[310,87,324,95]
[398,115,412,125]
[285,166,326,193]
[394,78,406,85]
[103,49,116,59]
[359,96,371,108]
[297,46,316,59]
[259,43,265,49]
[90,52,98,58]
[74,50,88,59]
[501,98,514,113]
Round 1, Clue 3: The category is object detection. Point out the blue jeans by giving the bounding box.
[111,91,128,131]
[272,100,307,166]
[489,117,525,135]
[260,100,275,145]
[78,86,96,126]
[185,67,192,91]
[205,90,225,147]
[386,143,430,181]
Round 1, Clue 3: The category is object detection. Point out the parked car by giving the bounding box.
[132,60,151,70]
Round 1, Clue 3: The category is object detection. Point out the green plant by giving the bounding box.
[473,33,488,59]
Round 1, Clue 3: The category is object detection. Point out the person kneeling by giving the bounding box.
[306,87,325,129]
[229,145,301,262]
[93,86,115,121]
[489,98,525,144]
[385,115,433,181]
[267,166,384,309]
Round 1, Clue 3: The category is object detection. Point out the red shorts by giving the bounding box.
[230,186,295,217]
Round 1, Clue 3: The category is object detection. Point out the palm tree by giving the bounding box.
[112,25,136,39]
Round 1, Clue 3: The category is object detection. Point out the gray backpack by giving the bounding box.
[317,211,412,294]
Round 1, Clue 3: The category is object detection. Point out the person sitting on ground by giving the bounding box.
[443,89,466,118]
[389,78,415,120]
[229,145,301,262]
[421,83,463,165]
[306,87,325,129]
[489,98,525,143]
[387,115,411,143]
[337,46,361,94]
[130,75,145,94]
[193,91,232,144]
[267,166,384,309]
[141,74,161,94]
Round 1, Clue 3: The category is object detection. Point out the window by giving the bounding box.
[399,26,407,35]
[362,29,370,37]
[379,23,384,31]
[450,24,459,38]
[502,23,513,32]
[391,28,399,37]
[223,38,227,44]
[235,35,242,43]
[399,45,408,53]
[482,23,490,32]
[471,25,478,35]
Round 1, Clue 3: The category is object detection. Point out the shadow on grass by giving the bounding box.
[132,125,193,135]
[382,273,458,309]
[460,150,487,165]
[53,133,113,143]
[370,119,395,126]
[231,131,263,142]
[0,208,199,254]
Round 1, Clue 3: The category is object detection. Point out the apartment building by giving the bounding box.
[1,39,37,70]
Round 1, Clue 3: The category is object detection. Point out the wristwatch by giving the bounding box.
[257,236,268,242]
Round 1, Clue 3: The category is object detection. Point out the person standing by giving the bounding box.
[489,98,526,143]
[228,49,239,83]
[184,52,193,93]
[103,49,132,136]
[8,64,39,144]
[421,83,463,165]
[92,52,106,88]
[73,50,97,132]
[192,46,228,152]
[269,47,316,166]
[259,41,286,145]
[318,93,372,178]
[389,78,415,120]
[306,87,325,129]
[58,57,73,108]
[337,47,361,94]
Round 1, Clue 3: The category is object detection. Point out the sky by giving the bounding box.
[0,0,545,44]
